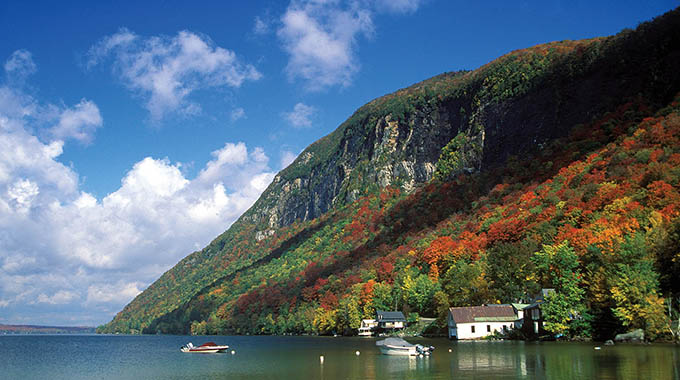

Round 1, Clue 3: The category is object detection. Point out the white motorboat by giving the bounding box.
[375,337,435,356]
[180,341,229,353]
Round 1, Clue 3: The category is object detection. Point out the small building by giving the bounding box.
[521,289,554,339]
[376,311,406,330]
[358,319,377,336]
[448,305,517,340]
[511,303,530,329]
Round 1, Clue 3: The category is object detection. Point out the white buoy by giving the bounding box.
[594,347,601,350]
[320,355,325,364]
[231,350,236,355]
[355,350,360,356]
[448,348,452,353]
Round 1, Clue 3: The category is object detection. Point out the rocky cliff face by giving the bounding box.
[245,18,680,234]
[247,106,459,233]
[98,7,680,335]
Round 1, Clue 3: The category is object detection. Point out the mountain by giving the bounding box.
[0,324,95,334]
[99,8,680,340]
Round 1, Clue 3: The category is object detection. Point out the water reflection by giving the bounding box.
[379,355,433,376]
[449,341,529,378]
[1,335,678,380]
[445,341,680,380]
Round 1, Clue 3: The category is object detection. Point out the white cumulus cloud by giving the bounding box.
[49,99,102,144]
[277,0,424,91]
[0,51,275,326]
[88,28,262,121]
[278,0,373,90]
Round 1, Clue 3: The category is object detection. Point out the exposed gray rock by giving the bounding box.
[255,229,275,242]
[238,18,680,232]
[614,329,644,343]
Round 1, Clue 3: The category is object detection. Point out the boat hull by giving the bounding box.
[180,343,229,353]
[378,345,418,356]
[182,347,228,353]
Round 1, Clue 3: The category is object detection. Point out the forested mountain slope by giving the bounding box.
[99,8,680,340]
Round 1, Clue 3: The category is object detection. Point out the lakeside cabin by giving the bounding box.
[376,311,406,330]
[358,319,377,336]
[448,305,518,340]
[511,303,530,329]
[521,288,555,339]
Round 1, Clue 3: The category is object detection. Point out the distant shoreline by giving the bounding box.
[0,324,95,335]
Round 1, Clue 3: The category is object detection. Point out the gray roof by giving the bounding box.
[449,305,517,324]
[376,311,406,322]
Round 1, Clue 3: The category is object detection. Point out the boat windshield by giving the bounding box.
[376,338,414,347]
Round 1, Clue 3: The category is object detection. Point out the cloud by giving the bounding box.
[6,179,39,214]
[49,99,103,144]
[280,150,298,169]
[4,50,36,83]
[253,16,270,35]
[35,290,79,305]
[0,53,275,325]
[374,0,424,14]
[283,102,316,128]
[2,51,102,146]
[276,0,424,91]
[88,28,262,121]
[86,281,143,306]
[277,0,374,91]
[230,107,246,122]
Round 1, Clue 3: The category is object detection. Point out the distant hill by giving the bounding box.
[0,324,95,334]
[100,7,680,341]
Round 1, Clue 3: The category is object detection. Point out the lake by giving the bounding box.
[1,335,678,379]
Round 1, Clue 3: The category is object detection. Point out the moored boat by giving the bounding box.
[180,341,229,353]
[375,337,434,356]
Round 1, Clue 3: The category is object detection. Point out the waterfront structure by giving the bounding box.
[358,319,377,336]
[376,311,406,330]
[521,289,555,339]
[448,305,517,340]
[511,303,530,328]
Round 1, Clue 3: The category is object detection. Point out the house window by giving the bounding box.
[471,325,475,333]
[487,325,491,332]
[534,322,539,334]
[532,308,539,320]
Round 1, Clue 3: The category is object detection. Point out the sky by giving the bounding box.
[0,0,677,327]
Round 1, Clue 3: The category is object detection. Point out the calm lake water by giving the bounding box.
[1,335,678,379]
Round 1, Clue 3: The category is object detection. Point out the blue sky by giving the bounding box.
[0,0,676,326]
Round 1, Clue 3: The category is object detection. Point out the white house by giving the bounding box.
[448,305,518,340]
[358,319,377,336]
[376,311,406,330]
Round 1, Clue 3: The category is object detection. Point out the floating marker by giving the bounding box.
[594,347,601,350]
[355,351,360,356]
[320,355,325,364]
[448,348,452,353]
[231,350,236,355]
